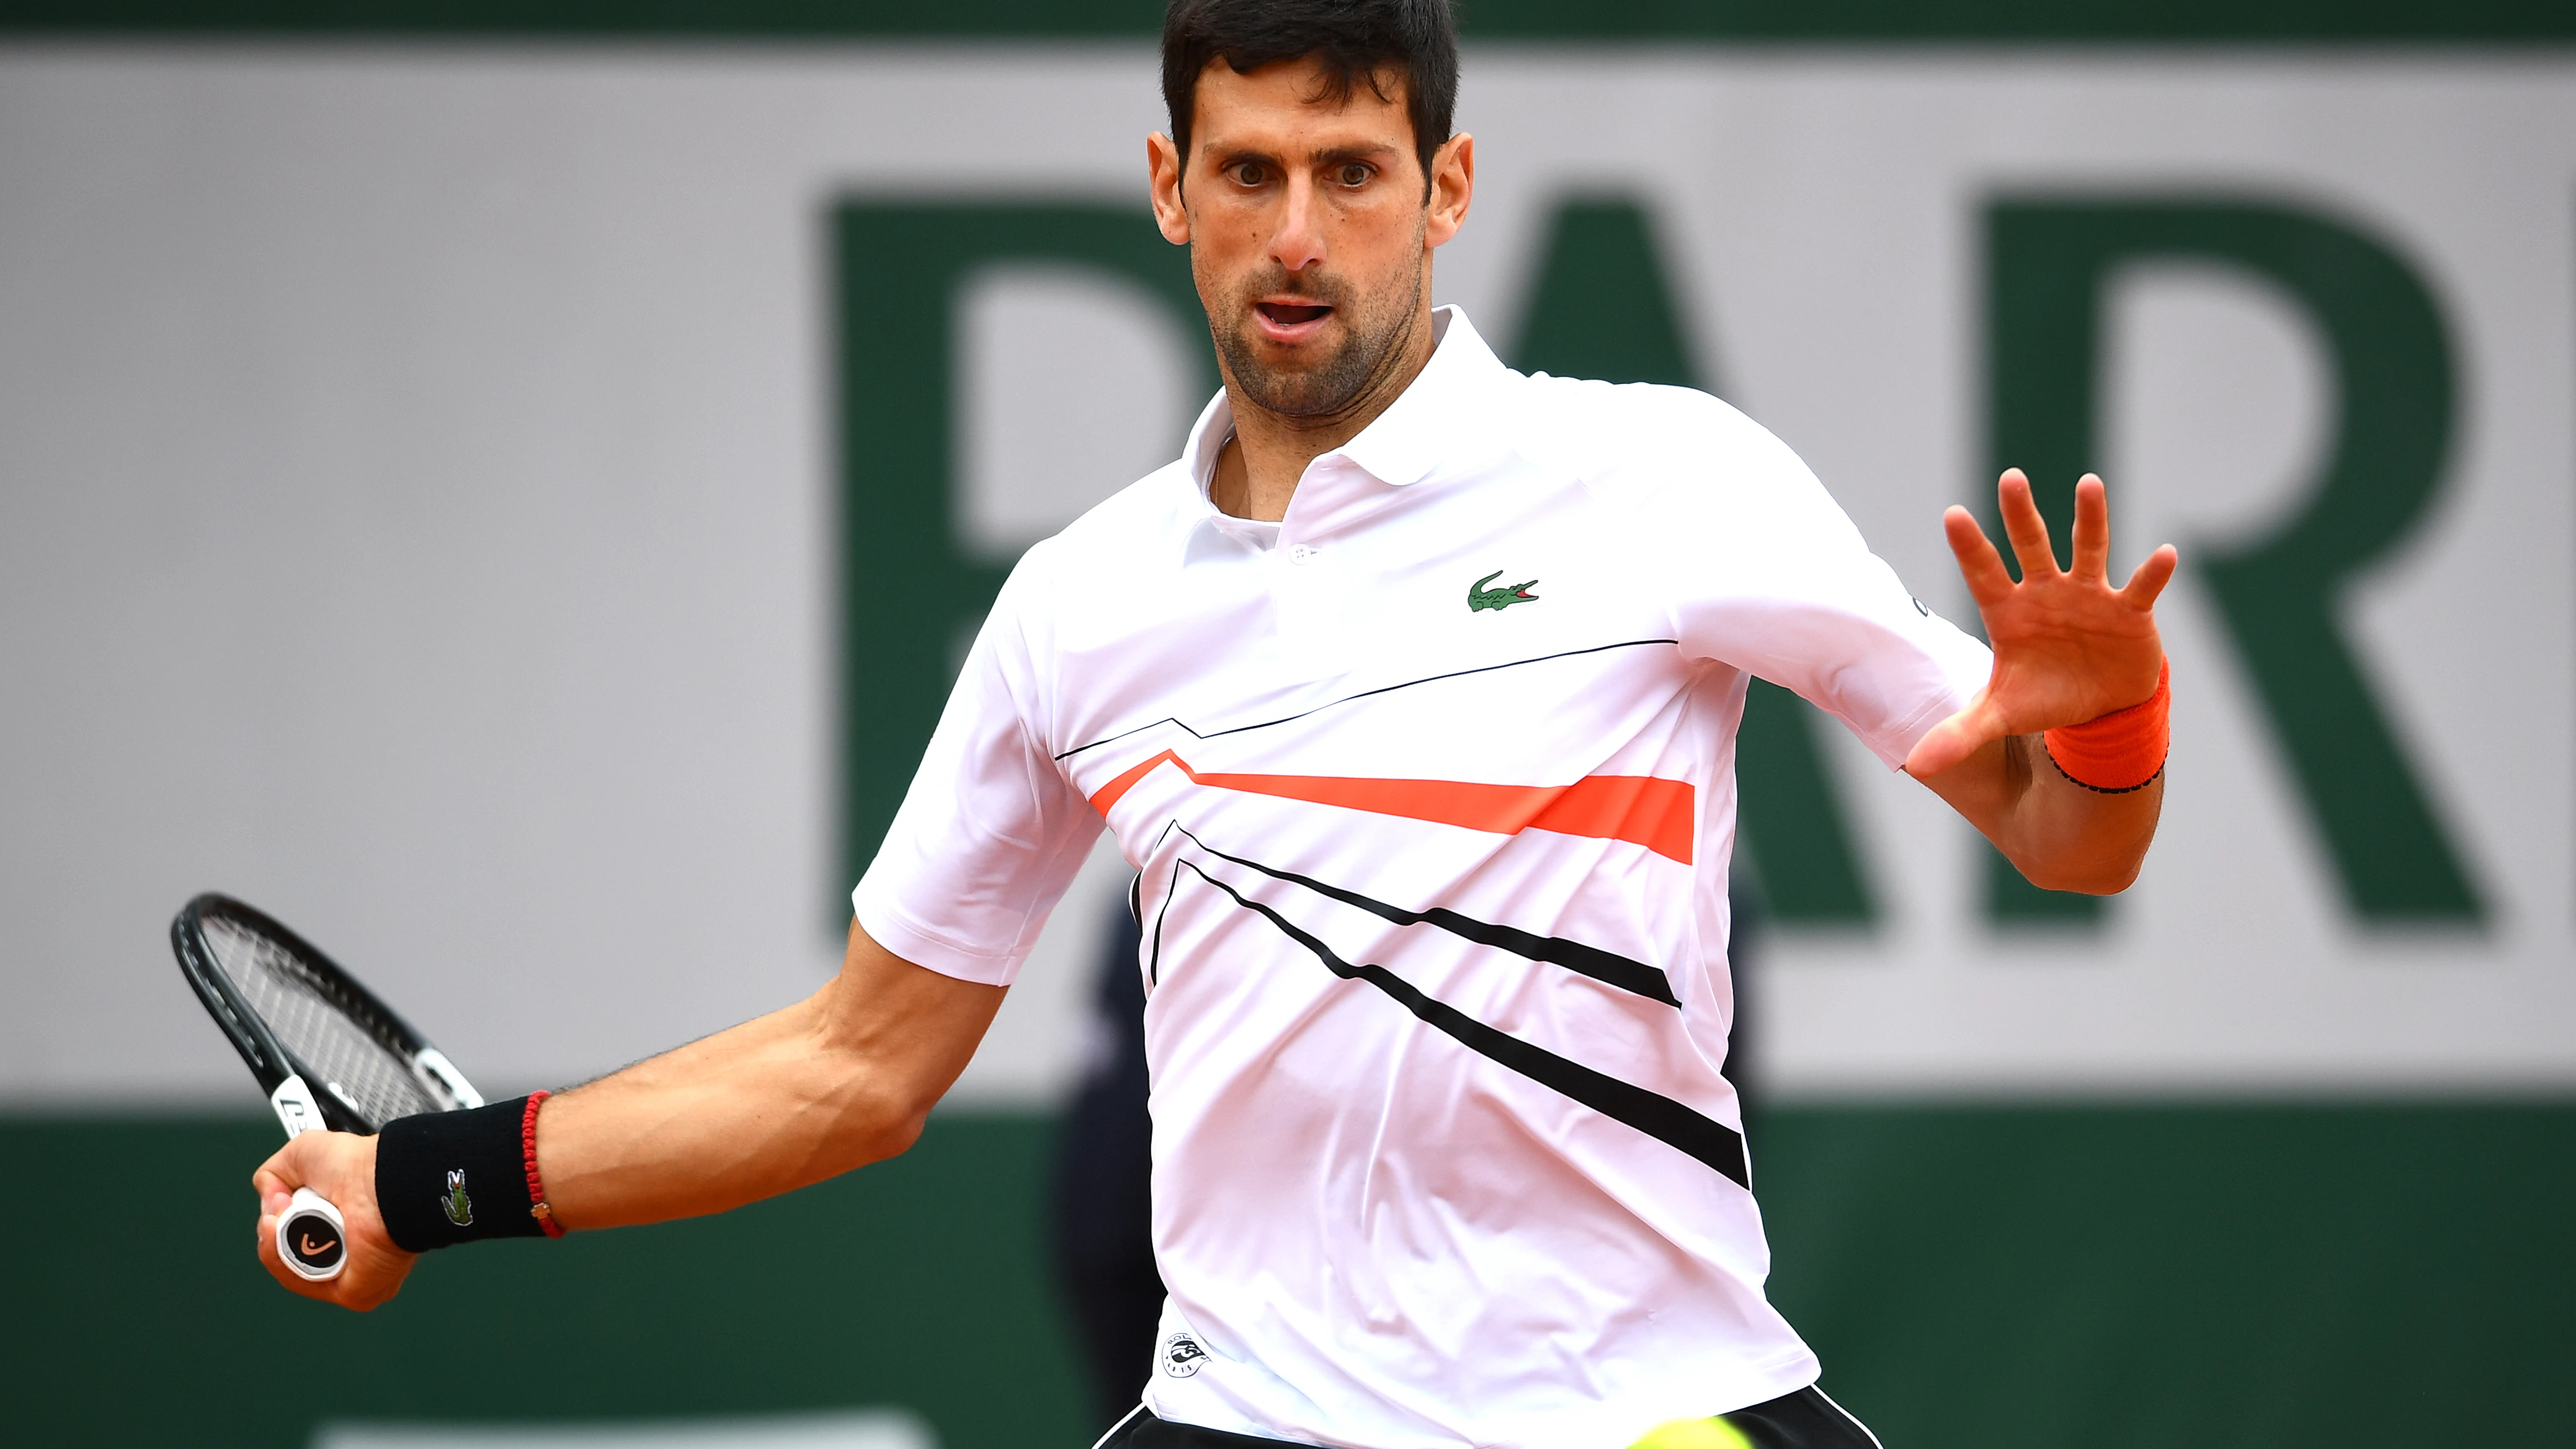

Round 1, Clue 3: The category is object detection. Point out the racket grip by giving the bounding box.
[276,1187,348,1282]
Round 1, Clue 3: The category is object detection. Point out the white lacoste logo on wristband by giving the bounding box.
[442,1167,474,1226]
[1161,1332,1208,1378]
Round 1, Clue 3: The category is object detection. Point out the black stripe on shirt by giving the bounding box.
[1173,858,1747,1190]
[1175,826,1680,1007]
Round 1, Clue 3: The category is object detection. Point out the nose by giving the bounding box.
[1270,173,1326,276]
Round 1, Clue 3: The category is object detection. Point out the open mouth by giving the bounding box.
[1256,301,1333,326]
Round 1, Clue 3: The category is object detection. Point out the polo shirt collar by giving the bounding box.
[1180,305,1507,509]
[1336,305,1502,488]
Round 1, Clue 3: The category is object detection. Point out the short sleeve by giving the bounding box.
[851,550,1104,985]
[1580,385,1994,769]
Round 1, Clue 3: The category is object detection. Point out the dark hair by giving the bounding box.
[1162,0,1460,194]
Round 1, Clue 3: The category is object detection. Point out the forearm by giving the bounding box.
[533,923,1004,1231]
[1919,733,2164,894]
[1995,733,2162,891]
[534,997,894,1229]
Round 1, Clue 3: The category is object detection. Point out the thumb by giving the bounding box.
[1904,696,1999,780]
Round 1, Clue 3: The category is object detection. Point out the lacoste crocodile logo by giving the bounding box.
[443,1168,473,1227]
[1468,569,1540,613]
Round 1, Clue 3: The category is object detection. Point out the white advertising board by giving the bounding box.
[0,46,2566,1103]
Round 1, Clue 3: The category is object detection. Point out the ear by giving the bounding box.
[1425,132,1474,249]
[1148,132,1191,246]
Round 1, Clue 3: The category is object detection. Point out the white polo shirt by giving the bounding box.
[854,308,1990,1449]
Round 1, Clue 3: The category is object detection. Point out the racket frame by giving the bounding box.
[172,893,483,1133]
[170,892,484,1281]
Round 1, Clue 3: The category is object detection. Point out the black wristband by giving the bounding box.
[375,1097,550,1253]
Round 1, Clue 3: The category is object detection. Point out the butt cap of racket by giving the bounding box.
[277,1187,347,1282]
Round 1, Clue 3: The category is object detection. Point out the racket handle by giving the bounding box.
[276,1187,347,1282]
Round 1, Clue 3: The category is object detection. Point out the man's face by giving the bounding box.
[1149,58,1471,421]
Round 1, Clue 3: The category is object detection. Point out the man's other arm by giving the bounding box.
[1901,468,2176,894]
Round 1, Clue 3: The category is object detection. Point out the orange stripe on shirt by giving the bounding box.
[1088,751,1693,864]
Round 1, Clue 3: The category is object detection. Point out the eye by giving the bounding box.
[1228,161,1268,187]
[1335,162,1373,187]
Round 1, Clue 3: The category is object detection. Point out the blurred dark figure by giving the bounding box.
[1726,875,1768,1149]
[1047,901,1159,1432]
[1046,881,1767,1431]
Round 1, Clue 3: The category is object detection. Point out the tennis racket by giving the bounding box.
[170,893,483,1282]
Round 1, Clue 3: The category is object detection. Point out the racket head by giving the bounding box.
[171,893,475,1134]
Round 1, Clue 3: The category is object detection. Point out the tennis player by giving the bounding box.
[254,3,2175,1445]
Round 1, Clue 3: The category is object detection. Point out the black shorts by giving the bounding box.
[1095,1385,1884,1449]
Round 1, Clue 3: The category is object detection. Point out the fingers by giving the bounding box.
[252,1141,301,1199]
[254,1138,331,1300]
[2070,475,2110,582]
[250,1130,412,1309]
[1984,470,2176,613]
[1995,469,2062,581]
[2121,543,2180,609]
[1942,506,2016,608]
[252,1136,311,1223]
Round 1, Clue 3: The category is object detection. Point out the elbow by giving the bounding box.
[2044,869,2141,898]
[835,1072,940,1169]
[868,1101,934,1164]
[2012,852,2146,896]
[800,1009,949,1172]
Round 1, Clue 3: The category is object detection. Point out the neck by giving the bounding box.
[1210,301,1437,524]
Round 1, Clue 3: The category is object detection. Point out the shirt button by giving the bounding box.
[1288,544,1319,564]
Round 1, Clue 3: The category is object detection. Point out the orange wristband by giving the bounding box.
[2042,657,2170,793]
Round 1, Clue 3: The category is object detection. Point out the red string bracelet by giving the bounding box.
[521,1089,565,1238]
[2043,656,2171,793]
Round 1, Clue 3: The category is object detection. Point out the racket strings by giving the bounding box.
[202,916,442,1131]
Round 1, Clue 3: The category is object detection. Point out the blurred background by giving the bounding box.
[2,3,2570,1447]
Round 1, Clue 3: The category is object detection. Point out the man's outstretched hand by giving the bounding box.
[1904,469,2177,780]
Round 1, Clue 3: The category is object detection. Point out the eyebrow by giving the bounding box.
[1205,139,1404,167]
[1311,145,1398,167]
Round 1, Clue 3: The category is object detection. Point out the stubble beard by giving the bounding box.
[1208,250,1427,424]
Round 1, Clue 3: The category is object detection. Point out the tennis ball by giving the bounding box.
[1627,1416,1757,1449]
